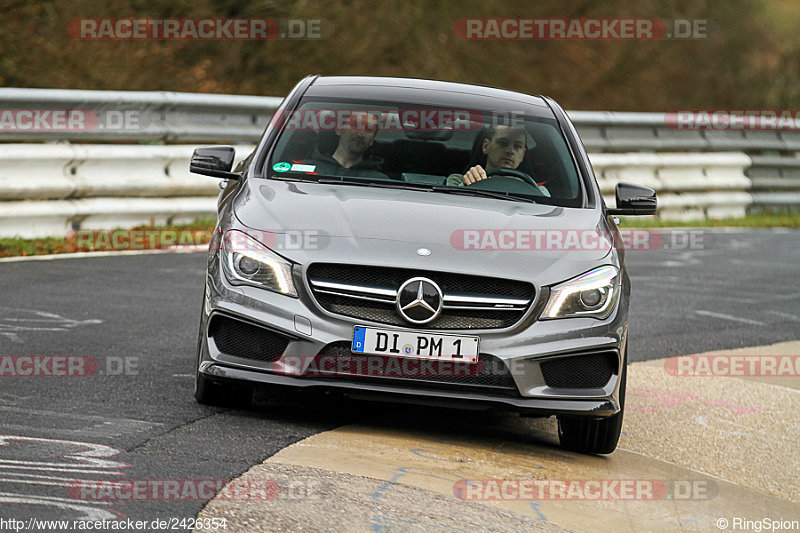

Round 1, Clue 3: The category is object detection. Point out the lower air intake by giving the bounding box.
[540,351,618,389]
[209,315,290,363]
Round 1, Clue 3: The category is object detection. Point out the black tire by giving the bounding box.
[193,290,252,407]
[195,373,252,407]
[557,352,627,455]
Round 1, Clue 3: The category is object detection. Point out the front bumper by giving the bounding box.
[199,253,628,419]
[201,362,620,417]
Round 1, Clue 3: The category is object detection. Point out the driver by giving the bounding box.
[446,125,550,196]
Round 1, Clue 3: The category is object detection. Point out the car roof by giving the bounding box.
[303,76,555,119]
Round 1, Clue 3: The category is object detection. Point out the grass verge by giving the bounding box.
[0,219,216,258]
[620,210,800,228]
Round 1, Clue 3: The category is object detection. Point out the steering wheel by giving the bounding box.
[465,167,539,188]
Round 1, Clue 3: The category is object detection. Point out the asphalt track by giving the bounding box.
[0,228,799,530]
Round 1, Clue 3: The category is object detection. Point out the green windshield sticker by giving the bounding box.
[272,162,291,172]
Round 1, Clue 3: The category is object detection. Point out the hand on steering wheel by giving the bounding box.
[462,166,538,188]
[484,167,538,186]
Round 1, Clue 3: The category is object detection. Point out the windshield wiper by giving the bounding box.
[314,177,418,190]
[430,186,538,204]
[270,173,344,183]
[281,174,433,191]
[271,173,537,202]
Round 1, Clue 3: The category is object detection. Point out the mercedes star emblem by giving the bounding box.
[396,277,443,324]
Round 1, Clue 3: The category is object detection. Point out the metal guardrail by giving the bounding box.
[568,111,800,152]
[2,88,800,152]
[0,88,281,143]
[0,144,253,238]
[0,88,798,238]
[589,152,753,220]
[0,143,755,237]
[747,155,800,209]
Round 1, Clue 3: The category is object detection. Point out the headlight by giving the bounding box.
[541,266,620,320]
[221,230,297,297]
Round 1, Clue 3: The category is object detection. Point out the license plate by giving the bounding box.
[351,326,479,363]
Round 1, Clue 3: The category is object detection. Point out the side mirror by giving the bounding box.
[607,182,657,216]
[190,146,240,179]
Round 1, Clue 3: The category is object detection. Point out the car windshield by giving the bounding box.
[265,98,583,207]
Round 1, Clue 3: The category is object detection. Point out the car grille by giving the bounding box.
[309,341,519,394]
[209,315,290,363]
[306,263,535,329]
[539,351,618,389]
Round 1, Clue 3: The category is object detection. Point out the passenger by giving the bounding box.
[305,111,388,178]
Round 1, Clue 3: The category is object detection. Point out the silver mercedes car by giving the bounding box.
[190,75,656,454]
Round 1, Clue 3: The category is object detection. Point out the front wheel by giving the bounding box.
[195,372,252,407]
[557,352,627,454]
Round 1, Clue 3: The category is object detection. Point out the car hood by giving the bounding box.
[234,179,615,286]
